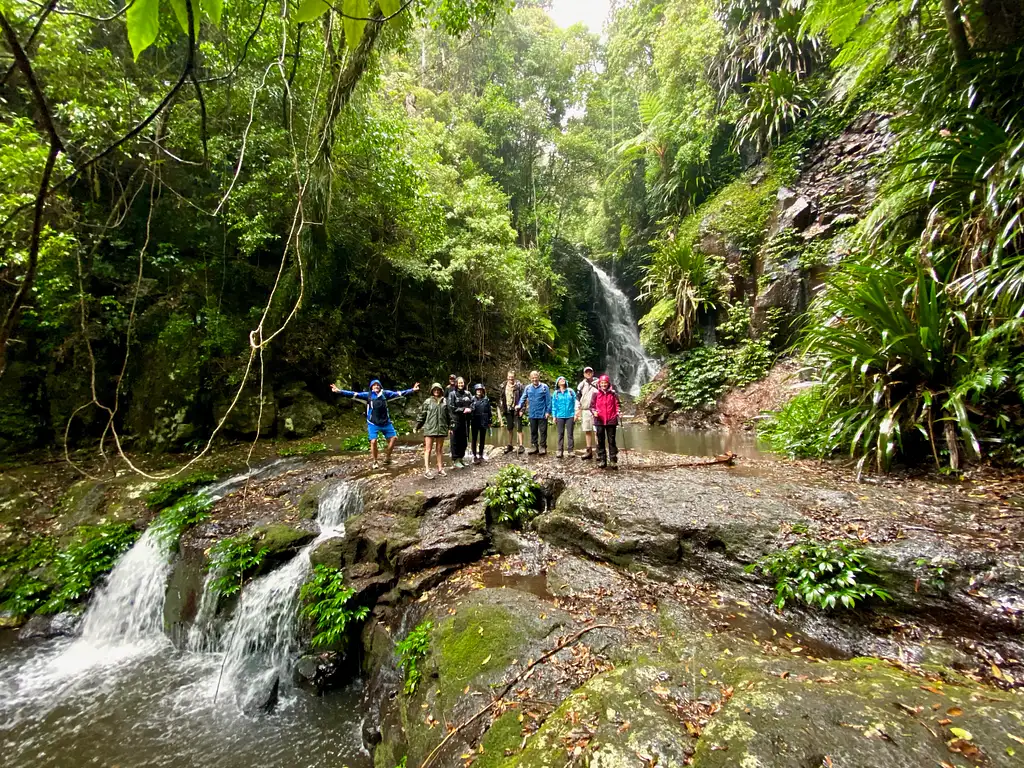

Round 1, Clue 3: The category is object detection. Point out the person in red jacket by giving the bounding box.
[591,374,621,469]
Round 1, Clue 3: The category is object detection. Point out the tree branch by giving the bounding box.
[0,9,64,378]
[0,0,55,87]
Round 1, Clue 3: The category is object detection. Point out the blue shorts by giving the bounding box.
[368,422,397,440]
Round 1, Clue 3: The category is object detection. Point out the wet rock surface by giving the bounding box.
[4,440,1024,767]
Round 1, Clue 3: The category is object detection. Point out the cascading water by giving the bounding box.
[0,475,369,768]
[77,525,175,647]
[213,479,363,706]
[585,258,661,396]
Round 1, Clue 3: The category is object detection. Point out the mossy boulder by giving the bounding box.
[214,387,276,438]
[252,522,316,563]
[297,481,327,520]
[514,666,693,768]
[53,480,109,531]
[376,589,571,768]
[692,655,1024,767]
[124,308,205,451]
[276,391,324,438]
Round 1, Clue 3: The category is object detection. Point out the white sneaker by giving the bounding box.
[424,470,435,479]
[372,461,379,470]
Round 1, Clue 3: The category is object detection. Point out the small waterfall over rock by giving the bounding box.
[213,480,362,707]
[78,525,175,648]
[585,258,660,396]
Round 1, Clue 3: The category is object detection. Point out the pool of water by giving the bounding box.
[0,633,369,768]
[330,423,774,461]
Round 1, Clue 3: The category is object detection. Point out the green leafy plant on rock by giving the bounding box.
[146,472,217,509]
[0,537,57,616]
[41,523,141,614]
[758,387,846,459]
[484,465,542,527]
[153,493,213,547]
[299,564,369,649]
[396,620,433,695]
[746,540,890,611]
[206,535,268,598]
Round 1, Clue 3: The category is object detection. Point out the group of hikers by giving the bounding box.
[331,366,622,478]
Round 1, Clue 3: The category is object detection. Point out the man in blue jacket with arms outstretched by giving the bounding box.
[332,378,420,468]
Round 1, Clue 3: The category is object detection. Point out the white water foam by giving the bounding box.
[212,480,362,705]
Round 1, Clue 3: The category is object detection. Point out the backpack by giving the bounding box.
[368,394,390,426]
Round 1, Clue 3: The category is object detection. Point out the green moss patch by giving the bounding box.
[436,603,526,706]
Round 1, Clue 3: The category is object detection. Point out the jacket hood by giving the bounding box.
[369,378,382,389]
[430,382,444,396]
[473,383,485,392]
[598,374,611,385]
[555,376,567,389]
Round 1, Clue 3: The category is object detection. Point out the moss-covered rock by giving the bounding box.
[53,480,110,532]
[277,391,324,438]
[515,666,693,768]
[692,655,1024,767]
[214,387,276,438]
[376,589,571,768]
[251,522,316,561]
[124,308,205,451]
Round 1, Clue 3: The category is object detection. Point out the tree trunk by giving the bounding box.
[941,0,972,65]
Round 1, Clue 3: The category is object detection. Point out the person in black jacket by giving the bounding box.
[498,370,525,455]
[447,376,474,468]
[470,383,492,464]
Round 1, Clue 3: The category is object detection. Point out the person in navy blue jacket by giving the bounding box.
[470,383,493,464]
[516,370,552,455]
[331,378,420,469]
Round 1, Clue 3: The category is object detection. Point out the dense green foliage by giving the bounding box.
[396,619,432,695]
[299,564,369,649]
[0,523,140,616]
[0,0,602,456]
[483,464,541,526]
[586,0,1024,470]
[757,387,847,458]
[146,473,217,509]
[206,534,268,598]
[3,0,1022,473]
[746,540,891,611]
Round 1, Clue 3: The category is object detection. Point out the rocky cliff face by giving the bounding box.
[640,113,895,427]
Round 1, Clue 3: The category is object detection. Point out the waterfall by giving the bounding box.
[77,525,175,647]
[211,480,362,705]
[585,258,660,395]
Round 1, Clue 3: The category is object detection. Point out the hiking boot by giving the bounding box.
[517,445,525,455]
[557,451,564,459]
[597,459,608,469]
[473,457,481,465]
[609,459,619,470]
[539,449,547,456]
[527,447,539,455]
[453,459,464,469]
[580,449,593,460]
[383,457,392,466]
[503,445,513,454]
